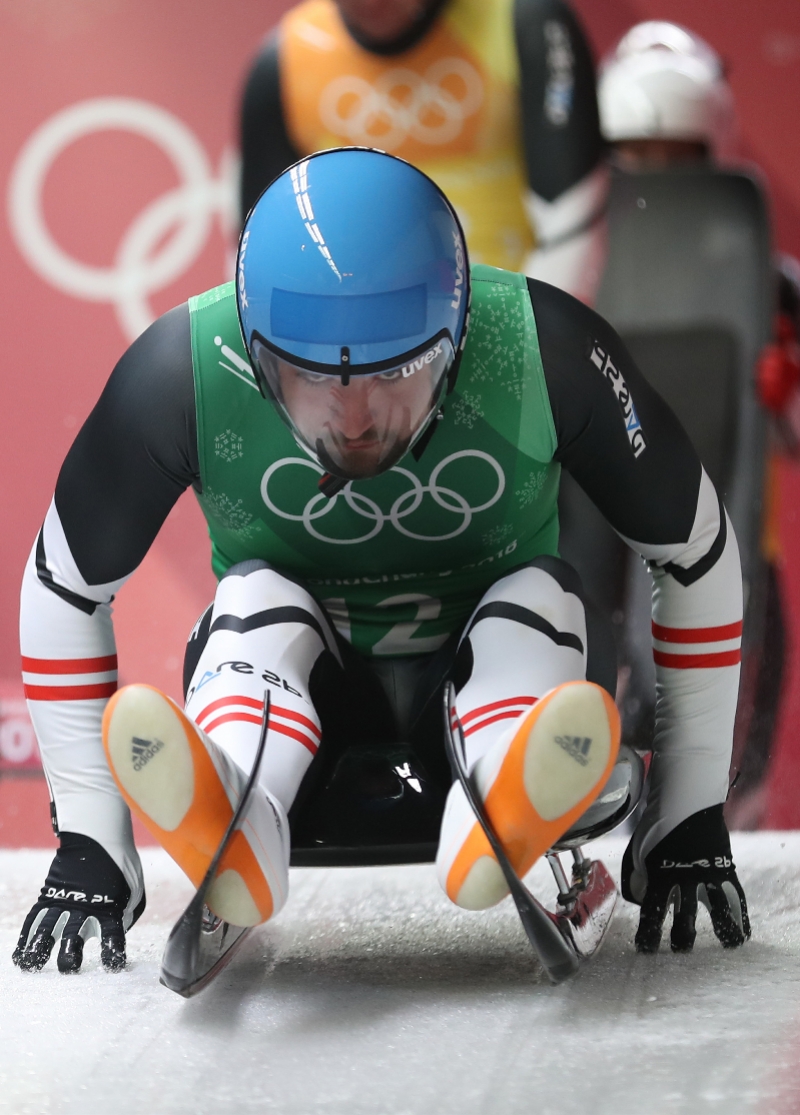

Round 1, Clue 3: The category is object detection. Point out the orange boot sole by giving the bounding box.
[103,684,274,925]
[446,681,620,908]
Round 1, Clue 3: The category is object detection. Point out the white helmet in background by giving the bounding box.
[598,21,736,160]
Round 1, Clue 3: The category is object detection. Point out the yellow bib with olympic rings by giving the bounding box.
[279,0,535,272]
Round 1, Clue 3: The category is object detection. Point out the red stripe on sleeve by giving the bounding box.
[21,655,118,674]
[653,649,741,669]
[24,681,118,701]
[651,621,743,644]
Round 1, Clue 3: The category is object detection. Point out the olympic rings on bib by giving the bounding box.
[260,452,505,545]
[318,58,484,150]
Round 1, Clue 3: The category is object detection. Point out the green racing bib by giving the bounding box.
[189,264,560,656]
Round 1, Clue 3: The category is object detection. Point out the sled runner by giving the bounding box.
[159,694,272,997]
[443,683,618,984]
[160,670,639,995]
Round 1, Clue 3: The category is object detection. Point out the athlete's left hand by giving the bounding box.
[622,805,750,953]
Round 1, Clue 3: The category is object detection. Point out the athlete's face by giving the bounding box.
[278,362,438,478]
[251,334,454,480]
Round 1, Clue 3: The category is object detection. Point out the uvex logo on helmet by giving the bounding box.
[238,229,250,309]
[401,340,443,377]
[451,230,465,311]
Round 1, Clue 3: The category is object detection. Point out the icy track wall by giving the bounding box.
[1,0,800,843]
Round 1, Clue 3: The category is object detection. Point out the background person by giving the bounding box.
[239,0,608,302]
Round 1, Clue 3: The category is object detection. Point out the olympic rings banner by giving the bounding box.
[8,98,237,345]
[2,0,800,826]
[0,0,295,723]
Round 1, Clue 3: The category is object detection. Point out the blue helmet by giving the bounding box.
[236,148,470,483]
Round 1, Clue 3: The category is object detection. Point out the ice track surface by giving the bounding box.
[2,836,800,1115]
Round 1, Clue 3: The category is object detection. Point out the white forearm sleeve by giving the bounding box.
[523,164,609,304]
[620,470,743,892]
[20,499,142,902]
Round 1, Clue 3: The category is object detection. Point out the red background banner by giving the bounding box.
[0,0,799,837]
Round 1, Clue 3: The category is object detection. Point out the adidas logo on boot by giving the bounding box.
[437,681,620,910]
[131,736,165,771]
[554,735,593,766]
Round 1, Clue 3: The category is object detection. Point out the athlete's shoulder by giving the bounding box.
[59,300,197,497]
[470,262,525,282]
[188,281,253,377]
[469,268,601,336]
[467,264,532,323]
[526,277,618,348]
[189,281,236,315]
[110,303,195,428]
[526,278,627,392]
[468,266,537,321]
[187,281,265,417]
[188,282,242,344]
[460,266,557,460]
[468,264,542,320]
[125,301,193,378]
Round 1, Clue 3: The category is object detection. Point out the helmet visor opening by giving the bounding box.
[252,335,454,480]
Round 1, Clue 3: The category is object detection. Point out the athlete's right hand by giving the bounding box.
[12,832,144,973]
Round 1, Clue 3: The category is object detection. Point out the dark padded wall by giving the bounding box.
[621,328,739,499]
[595,166,772,589]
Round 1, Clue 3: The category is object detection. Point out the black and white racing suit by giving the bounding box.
[21,281,742,920]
